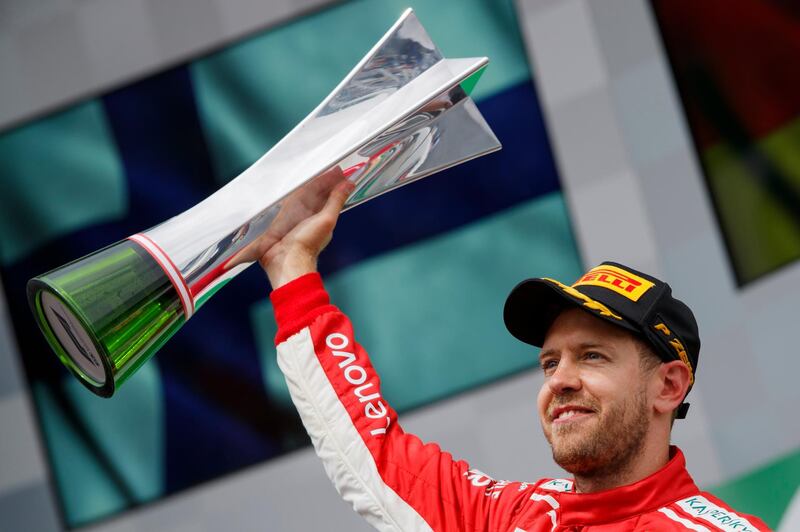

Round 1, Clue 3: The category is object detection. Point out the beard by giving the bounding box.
[543,385,650,479]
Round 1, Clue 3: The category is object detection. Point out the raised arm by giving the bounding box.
[257,174,531,531]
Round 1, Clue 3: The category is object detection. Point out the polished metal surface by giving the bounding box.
[141,8,501,308]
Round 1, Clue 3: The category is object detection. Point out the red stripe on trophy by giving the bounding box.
[128,233,195,319]
[189,258,234,298]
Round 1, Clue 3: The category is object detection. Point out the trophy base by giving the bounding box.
[28,239,186,397]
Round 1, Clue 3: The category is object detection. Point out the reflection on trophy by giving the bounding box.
[27,8,501,397]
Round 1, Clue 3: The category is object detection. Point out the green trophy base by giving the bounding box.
[28,240,185,397]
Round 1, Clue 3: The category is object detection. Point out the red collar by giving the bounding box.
[553,446,699,526]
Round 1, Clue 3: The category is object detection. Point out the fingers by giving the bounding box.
[308,165,346,196]
[321,179,355,222]
[224,233,276,270]
[230,174,353,276]
[283,165,347,217]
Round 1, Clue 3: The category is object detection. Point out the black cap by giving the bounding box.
[503,262,699,419]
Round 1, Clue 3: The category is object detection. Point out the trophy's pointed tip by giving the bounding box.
[396,7,416,25]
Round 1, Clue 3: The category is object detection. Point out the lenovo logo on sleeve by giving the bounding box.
[326,333,391,437]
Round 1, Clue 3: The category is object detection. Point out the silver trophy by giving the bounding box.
[27,8,501,397]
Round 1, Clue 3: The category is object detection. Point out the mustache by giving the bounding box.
[546,395,600,417]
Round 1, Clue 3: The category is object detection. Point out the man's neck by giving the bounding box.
[573,442,671,494]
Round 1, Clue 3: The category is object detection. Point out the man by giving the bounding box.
[260,180,770,531]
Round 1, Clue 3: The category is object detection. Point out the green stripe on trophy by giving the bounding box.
[461,65,488,96]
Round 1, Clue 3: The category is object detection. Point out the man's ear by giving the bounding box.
[652,360,691,415]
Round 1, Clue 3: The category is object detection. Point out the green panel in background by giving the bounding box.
[709,446,800,530]
[33,362,164,527]
[191,0,529,184]
[252,192,582,411]
[704,116,800,284]
[0,101,126,266]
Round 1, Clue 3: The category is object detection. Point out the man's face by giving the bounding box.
[537,308,654,478]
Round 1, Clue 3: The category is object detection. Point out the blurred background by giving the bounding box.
[0,0,798,530]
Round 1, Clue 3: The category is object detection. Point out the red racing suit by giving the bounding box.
[271,273,770,531]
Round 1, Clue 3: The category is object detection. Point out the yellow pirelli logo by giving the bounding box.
[543,278,623,321]
[573,265,655,302]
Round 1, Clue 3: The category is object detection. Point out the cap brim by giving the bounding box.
[503,278,639,347]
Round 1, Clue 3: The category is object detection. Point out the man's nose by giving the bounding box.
[548,359,582,395]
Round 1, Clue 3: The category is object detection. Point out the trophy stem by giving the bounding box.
[28,240,186,396]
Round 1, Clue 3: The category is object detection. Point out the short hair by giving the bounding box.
[635,338,678,426]
[635,337,662,373]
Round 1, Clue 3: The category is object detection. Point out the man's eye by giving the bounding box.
[541,360,558,371]
[584,351,604,361]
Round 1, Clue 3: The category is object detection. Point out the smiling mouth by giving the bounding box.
[554,410,591,422]
[551,406,595,423]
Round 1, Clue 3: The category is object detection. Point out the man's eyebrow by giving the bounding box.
[578,342,606,351]
[539,348,557,361]
[538,342,609,361]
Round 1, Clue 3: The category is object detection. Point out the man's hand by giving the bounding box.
[258,170,354,288]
